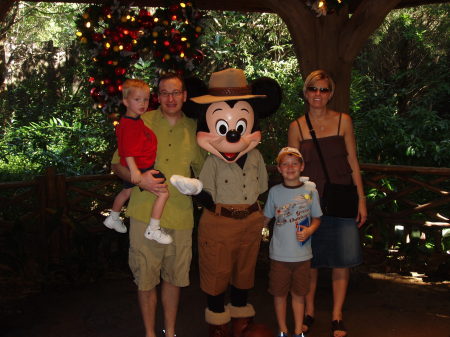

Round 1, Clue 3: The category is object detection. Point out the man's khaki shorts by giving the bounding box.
[198,207,265,295]
[268,259,311,297]
[128,218,192,291]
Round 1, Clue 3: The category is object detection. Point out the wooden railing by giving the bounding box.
[0,164,449,278]
[0,167,122,278]
[361,163,450,225]
[359,163,449,257]
[0,167,120,230]
[267,163,450,256]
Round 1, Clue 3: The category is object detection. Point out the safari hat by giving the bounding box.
[190,68,266,104]
[276,147,303,164]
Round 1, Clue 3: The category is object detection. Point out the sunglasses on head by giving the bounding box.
[307,86,331,93]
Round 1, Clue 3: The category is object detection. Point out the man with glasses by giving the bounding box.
[111,73,205,337]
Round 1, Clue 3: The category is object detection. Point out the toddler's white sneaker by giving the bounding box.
[104,215,127,233]
[145,228,173,244]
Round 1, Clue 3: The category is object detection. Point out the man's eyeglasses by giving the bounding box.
[159,90,183,98]
[307,86,331,93]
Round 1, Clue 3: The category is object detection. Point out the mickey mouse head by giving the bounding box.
[185,68,282,163]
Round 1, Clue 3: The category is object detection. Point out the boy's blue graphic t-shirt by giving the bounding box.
[264,182,322,262]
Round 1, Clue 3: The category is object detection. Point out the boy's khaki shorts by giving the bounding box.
[268,259,311,297]
[198,207,265,296]
[128,218,192,291]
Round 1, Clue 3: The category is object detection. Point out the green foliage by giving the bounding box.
[0,114,115,179]
[1,3,449,176]
[443,229,450,252]
[129,58,158,87]
[352,4,450,166]
[200,12,296,70]
[1,3,115,181]
[8,2,87,48]
[197,12,303,163]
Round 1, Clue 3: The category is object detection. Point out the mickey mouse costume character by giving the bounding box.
[171,68,281,337]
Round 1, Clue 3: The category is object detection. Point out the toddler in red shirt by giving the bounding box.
[104,79,172,244]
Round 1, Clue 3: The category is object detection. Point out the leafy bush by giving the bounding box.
[352,5,450,166]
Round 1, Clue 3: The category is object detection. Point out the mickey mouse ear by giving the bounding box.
[250,77,282,119]
[182,76,208,119]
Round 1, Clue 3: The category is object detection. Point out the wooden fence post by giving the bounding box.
[34,167,70,268]
[32,169,50,275]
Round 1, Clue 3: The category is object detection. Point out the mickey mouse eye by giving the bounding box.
[236,119,247,135]
[216,120,229,136]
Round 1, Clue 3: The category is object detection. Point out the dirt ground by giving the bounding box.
[1,252,449,337]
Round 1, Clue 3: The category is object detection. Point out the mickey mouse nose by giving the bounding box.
[226,130,241,143]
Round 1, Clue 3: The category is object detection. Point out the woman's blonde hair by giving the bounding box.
[302,69,335,99]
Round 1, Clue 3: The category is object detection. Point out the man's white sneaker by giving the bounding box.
[103,215,127,233]
[144,228,173,244]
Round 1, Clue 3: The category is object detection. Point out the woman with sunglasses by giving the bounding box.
[287,70,367,337]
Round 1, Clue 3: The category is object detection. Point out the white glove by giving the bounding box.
[170,175,203,195]
[300,176,316,188]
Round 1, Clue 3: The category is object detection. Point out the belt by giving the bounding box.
[214,202,260,220]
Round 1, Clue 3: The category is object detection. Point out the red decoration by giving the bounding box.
[107,85,116,94]
[92,33,103,41]
[114,67,126,76]
[76,1,205,115]
[102,6,112,17]
[139,9,150,17]
[124,43,133,51]
[149,92,160,110]
[90,87,101,101]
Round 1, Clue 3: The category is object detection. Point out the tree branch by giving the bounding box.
[340,0,403,62]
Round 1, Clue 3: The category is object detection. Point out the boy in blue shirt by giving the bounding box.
[263,147,322,337]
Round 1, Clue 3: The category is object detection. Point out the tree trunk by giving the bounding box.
[267,0,403,113]
[0,40,6,91]
[0,1,14,23]
[0,1,15,91]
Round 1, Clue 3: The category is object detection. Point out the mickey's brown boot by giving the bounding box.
[228,304,255,337]
[206,307,231,337]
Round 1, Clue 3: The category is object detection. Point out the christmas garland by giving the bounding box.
[306,0,347,17]
[75,1,204,115]
[142,3,205,73]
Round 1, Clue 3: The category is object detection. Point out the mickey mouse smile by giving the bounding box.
[220,152,240,161]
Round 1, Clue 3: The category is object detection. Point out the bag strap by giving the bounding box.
[304,112,331,183]
[295,118,304,141]
[337,112,342,135]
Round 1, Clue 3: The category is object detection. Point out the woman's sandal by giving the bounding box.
[331,320,347,337]
[303,315,315,334]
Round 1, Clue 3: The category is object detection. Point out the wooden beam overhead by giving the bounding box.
[1,0,447,23]
[19,0,274,13]
[15,0,450,13]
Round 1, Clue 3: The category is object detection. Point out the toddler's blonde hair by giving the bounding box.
[122,79,150,99]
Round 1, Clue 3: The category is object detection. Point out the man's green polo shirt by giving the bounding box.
[112,108,205,229]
